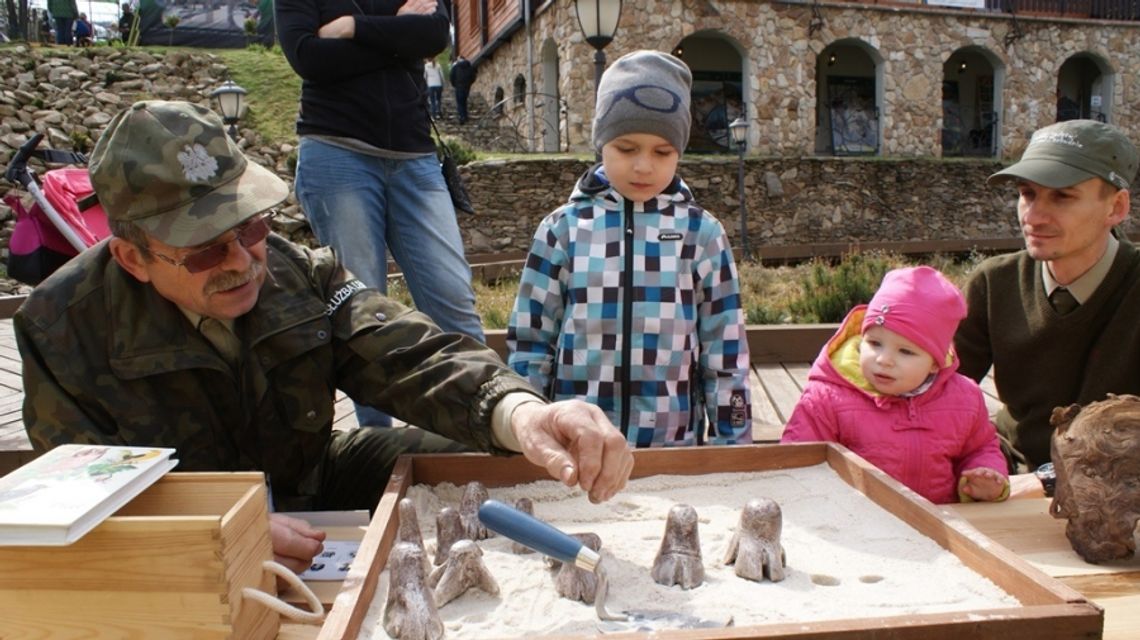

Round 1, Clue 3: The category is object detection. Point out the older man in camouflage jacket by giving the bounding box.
[15,100,633,573]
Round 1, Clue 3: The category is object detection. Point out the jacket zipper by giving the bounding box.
[620,200,634,437]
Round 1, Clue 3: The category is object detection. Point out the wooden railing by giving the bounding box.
[989,0,1140,18]
[821,0,1140,19]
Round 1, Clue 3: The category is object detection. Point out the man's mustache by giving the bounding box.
[204,260,264,296]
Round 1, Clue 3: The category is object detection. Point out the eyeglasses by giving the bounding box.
[151,215,271,273]
[597,84,683,121]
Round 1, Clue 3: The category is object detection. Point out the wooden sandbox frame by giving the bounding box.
[316,443,1103,640]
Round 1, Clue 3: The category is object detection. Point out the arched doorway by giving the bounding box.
[670,31,747,153]
[816,40,881,155]
[942,46,1003,157]
[1057,53,1113,123]
[540,39,561,152]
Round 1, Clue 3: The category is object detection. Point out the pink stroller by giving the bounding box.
[3,134,111,285]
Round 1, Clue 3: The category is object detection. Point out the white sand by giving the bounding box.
[361,464,1019,638]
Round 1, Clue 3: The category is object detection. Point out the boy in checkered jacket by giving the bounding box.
[507,50,752,447]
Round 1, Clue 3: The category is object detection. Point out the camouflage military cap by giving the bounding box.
[89,100,288,248]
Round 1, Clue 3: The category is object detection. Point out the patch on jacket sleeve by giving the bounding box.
[730,390,747,427]
[325,279,367,316]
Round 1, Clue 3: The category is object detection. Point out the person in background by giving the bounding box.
[449,55,475,124]
[38,10,55,44]
[118,3,136,43]
[48,0,78,45]
[424,57,444,119]
[276,0,486,427]
[783,266,1009,505]
[15,100,634,575]
[955,119,1140,497]
[73,12,93,46]
[508,50,752,448]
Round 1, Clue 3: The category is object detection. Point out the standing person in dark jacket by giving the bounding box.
[15,100,634,576]
[276,0,485,427]
[118,3,136,43]
[48,0,78,45]
[450,55,475,124]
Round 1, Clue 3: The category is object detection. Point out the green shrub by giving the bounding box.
[480,307,509,330]
[69,131,92,154]
[789,252,901,323]
[438,136,477,165]
[746,304,787,325]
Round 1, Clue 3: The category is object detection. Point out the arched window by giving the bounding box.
[513,75,526,106]
[941,46,1002,158]
[493,86,505,116]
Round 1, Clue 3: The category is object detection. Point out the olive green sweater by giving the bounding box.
[955,240,1140,467]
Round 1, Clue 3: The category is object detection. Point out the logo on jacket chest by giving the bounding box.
[658,232,683,241]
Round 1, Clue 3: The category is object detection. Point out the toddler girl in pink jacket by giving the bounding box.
[782,266,1009,504]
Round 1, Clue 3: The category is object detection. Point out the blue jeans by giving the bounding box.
[428,86,443,118]
[55,18,74,44]
[455,86,470,123]
[296,138,485,426]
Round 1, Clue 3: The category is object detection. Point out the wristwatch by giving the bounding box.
[1035,462,1056,498]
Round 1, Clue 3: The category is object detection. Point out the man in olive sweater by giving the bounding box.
[955,120,1139,492]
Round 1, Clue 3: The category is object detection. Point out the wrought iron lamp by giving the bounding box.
[574,0,623,102]
[210,79,248,140]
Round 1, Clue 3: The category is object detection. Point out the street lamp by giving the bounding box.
[210,79,248,140]
[574,0,622,102]
[729,116,750,261]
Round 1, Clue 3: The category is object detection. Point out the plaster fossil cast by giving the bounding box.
[1050,393,1140,564]
[652,503,705,589]
[384,542,445,640]
[510,498,536,555]
[434,506,466,566]
[398,497,433,576]
[724,497,787,582]
[429,539,501,607]
[459,481,493,540]
[551,532,603,603]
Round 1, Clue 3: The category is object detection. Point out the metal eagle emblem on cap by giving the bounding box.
[177,144,219,183]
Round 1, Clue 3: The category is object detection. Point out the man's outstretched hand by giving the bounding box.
[510,399,634,504]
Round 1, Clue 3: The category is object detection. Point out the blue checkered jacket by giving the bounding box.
[508,166,752,447]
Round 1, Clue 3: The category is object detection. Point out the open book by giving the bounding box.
[0,444,178,545]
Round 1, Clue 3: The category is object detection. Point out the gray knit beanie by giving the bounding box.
[592,50,692,153]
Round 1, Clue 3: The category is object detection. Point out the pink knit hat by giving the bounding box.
[861,266,967,368]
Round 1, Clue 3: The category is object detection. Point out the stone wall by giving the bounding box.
[471,0,1140,157]
[3,45,1137,272]
[460,155,1139,255]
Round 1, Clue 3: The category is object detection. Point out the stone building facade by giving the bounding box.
[463,0,1140,159]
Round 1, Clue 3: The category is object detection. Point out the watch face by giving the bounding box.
[1036,462,1056,497]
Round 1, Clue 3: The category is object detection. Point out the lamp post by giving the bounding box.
[729,116,750,262]
[210,79,248,140]
[574,0,622,103]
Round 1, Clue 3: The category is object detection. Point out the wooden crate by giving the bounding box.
[0,472,280,639]
[318,444,1103,640]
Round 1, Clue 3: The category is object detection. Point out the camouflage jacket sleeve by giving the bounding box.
[16,311,125,451]
[294,241,544,454]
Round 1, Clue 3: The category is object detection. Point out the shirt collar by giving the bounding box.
[1042,233,1118,304]
[178,307,235,333]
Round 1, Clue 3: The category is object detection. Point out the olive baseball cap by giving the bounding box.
[89,100,288,248]
[988,119,1139,190]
